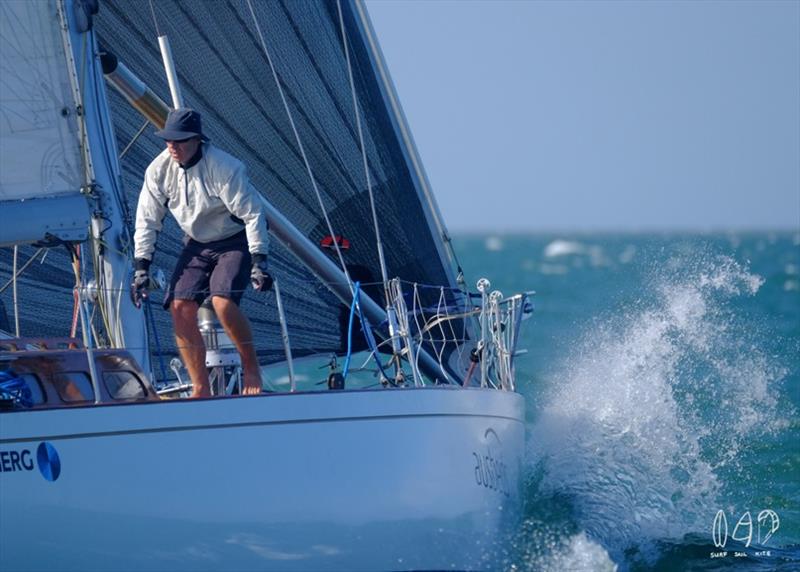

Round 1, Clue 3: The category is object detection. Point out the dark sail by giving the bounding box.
[1,0,467,377]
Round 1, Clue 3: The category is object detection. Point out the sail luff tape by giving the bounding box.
[158,35,184,109]
[101,57,169,128]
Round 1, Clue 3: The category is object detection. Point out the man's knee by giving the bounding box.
[210,295,238,315]
[171,299,199,327]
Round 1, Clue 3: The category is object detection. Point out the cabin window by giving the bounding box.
[52,372,94,403]
[20,374,46,405]
[103,370,146,400]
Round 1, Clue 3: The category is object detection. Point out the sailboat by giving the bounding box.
[0,1,530,570]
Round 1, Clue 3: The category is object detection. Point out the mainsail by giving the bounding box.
[0,0,149,369]
[1,0,469,380]
[0,0,90,249]
[0,1,84,202]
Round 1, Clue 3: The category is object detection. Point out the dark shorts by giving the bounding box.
[164,231,251,309]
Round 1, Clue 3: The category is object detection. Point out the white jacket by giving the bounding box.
[134,143,269,261]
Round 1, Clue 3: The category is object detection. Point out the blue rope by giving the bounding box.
[342,282,391,381]
[144,299,168,382]
[342,281,360,380]
[0,370,32,408]
[356,299,390,381]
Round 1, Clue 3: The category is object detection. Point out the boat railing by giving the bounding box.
[2,270,532,400]
[376,278,534,392]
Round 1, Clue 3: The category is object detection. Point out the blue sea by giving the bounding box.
[452,232,800,571]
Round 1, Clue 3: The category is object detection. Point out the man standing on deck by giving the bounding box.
[131,108,272,398]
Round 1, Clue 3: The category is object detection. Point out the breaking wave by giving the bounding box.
[526,253,789,567]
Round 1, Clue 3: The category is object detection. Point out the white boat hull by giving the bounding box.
[0,387,524,571]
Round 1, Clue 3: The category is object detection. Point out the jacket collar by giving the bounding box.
[179,143,204,170]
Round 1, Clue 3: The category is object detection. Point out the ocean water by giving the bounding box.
[452,232,799,571]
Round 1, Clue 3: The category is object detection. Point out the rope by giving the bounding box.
[388,278,421,386]
[245,0,352,293]
[69,245,81,338]
[354,292,391,383]
[342,281,360,380]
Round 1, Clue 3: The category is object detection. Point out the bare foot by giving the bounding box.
[191,381,211,398]
[242,376,262,395]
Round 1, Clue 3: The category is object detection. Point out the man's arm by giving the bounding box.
[133,166,169,264]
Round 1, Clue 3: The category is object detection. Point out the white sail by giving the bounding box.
[0,0,150,371]
[0,0,84,201]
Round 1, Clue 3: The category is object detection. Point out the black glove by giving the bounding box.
[131,258,152,308]
[131,269,150,307]
[250,255,273,292]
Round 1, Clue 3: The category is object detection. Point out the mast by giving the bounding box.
[58,0,151,372]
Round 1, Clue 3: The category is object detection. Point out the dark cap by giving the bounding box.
[154,108,208,141]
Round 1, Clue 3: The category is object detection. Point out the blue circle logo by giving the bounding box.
[37,442,61,482]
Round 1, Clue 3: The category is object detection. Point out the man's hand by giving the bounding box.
[250,256,273,292]
[131,269,150,308]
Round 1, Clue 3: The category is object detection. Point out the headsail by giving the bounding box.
[95,0,469,374]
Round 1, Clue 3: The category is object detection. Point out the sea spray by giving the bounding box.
[527,253,787,567]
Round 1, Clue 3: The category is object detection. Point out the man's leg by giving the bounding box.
[171,299,211,398]
[211,295,262,395]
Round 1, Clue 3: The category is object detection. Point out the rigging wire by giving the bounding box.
[0,248,45,295]
[148,0,162,37]
[12,247,20,336]
[245,0,352,293]
[120,120,150,159]
[335,0,389,302]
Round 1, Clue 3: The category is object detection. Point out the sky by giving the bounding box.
[365,0,800,233]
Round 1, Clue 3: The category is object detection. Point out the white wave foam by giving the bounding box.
[529,255,784,561]
[501,520,619,572]
[619,245,637,265]
[544,239,585,258]
[542,533,619,572]
[485,236,504,252]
